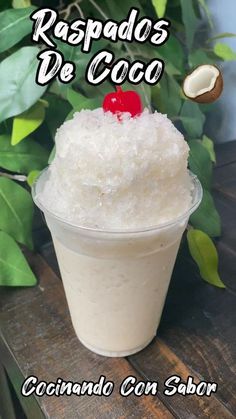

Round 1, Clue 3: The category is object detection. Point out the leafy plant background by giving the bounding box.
[1,0,235,288]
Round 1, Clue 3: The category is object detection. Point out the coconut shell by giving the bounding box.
[193,71,223,103]
[182,65,223,104]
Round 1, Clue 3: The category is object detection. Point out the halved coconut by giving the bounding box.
[182,64,223,103]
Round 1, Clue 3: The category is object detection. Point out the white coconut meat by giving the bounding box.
[183,65,220,98]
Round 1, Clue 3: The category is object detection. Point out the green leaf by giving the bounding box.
[67,89,84,108]
[0,135,48,174]
[27,170,40,187]
[158,35,184,73]
[152,75,182,117]
[187,229,225,288]
[202,135,216,163]
[49,80,68,101]
[11,102,45,145]
[0,7,35,53]
[45,94,71,138]
[0,1,11,12]
[163,60,181,77]
[65,110,75,121]
[197,0,213,28]
[180,0,199,50]
[67,89,101,111]
[188,50,216,68]
[0,46,46,124]
[208,32,236,42]
[190,189,221,237]
[0,177,33,249]
[188,140,212,189]
[140,40,181,76]
[214,43,236,61]
[103,0,145,21]
[180,102,206,138]
[0,231,36,286]
[13,0,31,7]
[48,146,56,164]
[152,0,168,18]
[38,98,49,108]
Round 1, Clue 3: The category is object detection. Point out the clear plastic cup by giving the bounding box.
[32,170,202,357]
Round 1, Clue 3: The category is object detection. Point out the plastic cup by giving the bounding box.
[33,170,202,357]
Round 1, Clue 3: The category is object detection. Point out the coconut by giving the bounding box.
[182,64,223,104]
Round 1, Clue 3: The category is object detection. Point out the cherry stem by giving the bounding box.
[116,85,122,93]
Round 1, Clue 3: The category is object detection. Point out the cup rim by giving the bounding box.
[32,168,202,235]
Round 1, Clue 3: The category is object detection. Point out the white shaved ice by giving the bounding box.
[40,108,192,229]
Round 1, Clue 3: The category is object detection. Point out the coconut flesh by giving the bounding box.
[183,65,220,98]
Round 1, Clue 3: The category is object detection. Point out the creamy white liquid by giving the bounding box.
[34,107,201,357]
[53,235,181,356]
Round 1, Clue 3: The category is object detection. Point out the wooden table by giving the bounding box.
[0,141,236,419]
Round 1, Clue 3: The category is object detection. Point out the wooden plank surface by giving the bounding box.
[215,140,236,168]
[0,142,236,418]
[0,253,172,419]
[0,362,17,419]
[144,243,236,417]
[129,339,235,419]
[214,163,236,198]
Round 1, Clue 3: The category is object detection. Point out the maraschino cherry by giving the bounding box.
[103,86,142,118]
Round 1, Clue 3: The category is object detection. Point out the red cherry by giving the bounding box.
[103,86,142,118]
